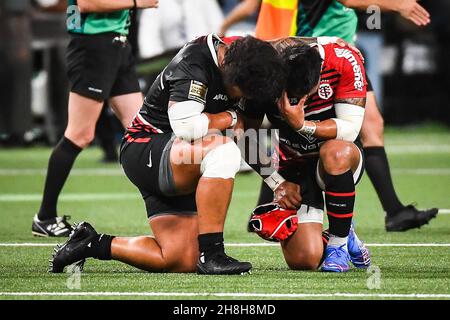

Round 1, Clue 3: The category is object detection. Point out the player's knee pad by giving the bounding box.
[200,141,241,179]
[297,204,324,225]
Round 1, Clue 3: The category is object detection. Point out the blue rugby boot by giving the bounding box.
[348,224,371,269]
[321,243,351,272]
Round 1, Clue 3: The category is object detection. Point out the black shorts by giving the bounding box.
[280,158,324,210]
[67,32,140,101]
[259,142,365,218]
[120,132,197,219]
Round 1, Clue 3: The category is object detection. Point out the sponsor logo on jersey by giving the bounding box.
[334,48,364,91]
[280,137,323,153]
[213,94,228,101]
[188,80,208,104]
[318,83,334,100]
[297,131,318,144]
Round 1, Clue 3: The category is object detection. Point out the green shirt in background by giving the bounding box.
[296,0,358,44]
[67,0,131,35]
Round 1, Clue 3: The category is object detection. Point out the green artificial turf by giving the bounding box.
[0,125,449,300]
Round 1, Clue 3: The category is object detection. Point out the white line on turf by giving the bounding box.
[0,167,450,176]
[225,243,450,247]
[0,243,56,247]
[0,243,449,247]
[0,292,448,298]
[0,189,449,208]
[391,168,450,175]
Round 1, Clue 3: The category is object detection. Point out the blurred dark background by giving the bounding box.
[0,0,449,148]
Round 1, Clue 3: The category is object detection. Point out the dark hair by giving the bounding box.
[222,36,286,102]
[281,43,322,98]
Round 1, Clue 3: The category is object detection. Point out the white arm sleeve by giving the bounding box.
[332,103,365,142]
[168,100,210,141]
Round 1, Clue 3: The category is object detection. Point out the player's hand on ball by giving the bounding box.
[274,181,301,210]
[137,0,159,9]
[277,91,307,131]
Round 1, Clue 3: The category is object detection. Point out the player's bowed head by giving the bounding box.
[220,36,288,104]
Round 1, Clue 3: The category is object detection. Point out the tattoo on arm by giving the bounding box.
[334,97,367,108]
[271,37,317,53]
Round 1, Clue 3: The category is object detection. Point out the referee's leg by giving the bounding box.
[360,91,438,231]
[33,92,104,237]
[109,92,143,128]
[65,92,104,148]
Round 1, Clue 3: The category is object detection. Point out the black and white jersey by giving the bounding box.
[124,33,237,143]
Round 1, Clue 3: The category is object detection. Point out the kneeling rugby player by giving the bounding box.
[242,38,370,272]
[50,35,286,275]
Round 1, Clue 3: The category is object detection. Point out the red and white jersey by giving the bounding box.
[241,42,367,160]
[303,43,367,120]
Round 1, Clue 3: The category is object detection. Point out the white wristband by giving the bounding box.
[297,121,317,136]
[264,171,286,191]
[226,110,238,128]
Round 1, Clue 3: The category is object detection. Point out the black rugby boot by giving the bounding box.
[49,222,99,273]
[197,251,252,275]
[386,205,438,232]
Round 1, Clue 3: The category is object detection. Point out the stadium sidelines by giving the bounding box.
[0,292,449,299]
[0,242,449,247]
[0,167,449,176]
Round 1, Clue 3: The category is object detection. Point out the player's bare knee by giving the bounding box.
[365,110,384,130]
[173,255,197,273]
[360,122,384,147]
[320,141,353,173]
[164,249,197,273]
[361,100,384,146]
[286,252,321,271]
[371,115,384,143]
[65,131,94,149]
[374,112,384,131]
[200,139,241,179]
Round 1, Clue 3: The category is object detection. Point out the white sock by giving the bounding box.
[328,235,348,248]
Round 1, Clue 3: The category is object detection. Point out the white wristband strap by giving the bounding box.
[264,171,286,191]
[226,110,238,128]
[297,121,317,136]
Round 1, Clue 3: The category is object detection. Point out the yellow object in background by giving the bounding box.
[255,0,298,40]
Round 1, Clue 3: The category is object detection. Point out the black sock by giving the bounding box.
[96,106,118,161]
[86,234,114,260]
[198,232,224,260]
[363,147,404,216]
[323,170,355,238]
[37,137,82,220]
